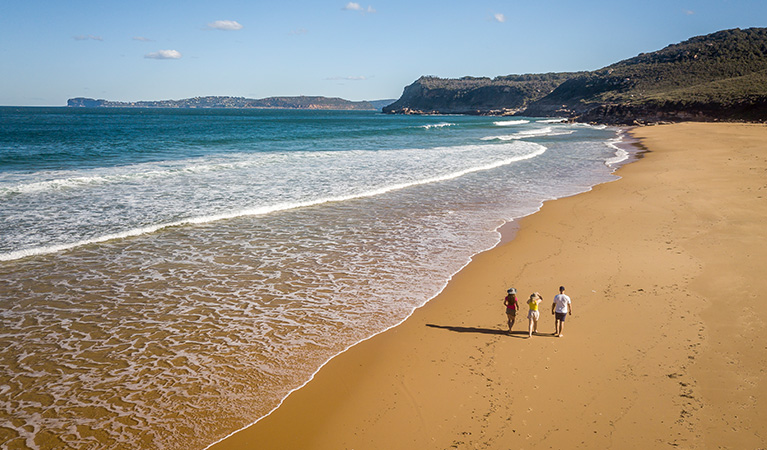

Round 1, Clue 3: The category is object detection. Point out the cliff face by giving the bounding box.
[386,28,767,124]
[382,74,579,115]
[524,28,767,123]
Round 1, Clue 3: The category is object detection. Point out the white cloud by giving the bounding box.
[145,49,182,60]
[684,9,695,15]
[133,36,153,42]
[493,13,506,23]
[290,28,308,35]
[207,20,243,31]
[73,35,103,41]
[343,2,375,12]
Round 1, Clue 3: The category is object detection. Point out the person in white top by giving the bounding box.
[551,286,572,337]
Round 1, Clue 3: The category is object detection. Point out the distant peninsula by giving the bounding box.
[68,96,396,111]
[384,27,767,124]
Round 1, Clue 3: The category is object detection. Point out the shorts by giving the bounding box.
[555,312,567,322]
[506,309,517,317]
[527,310,540,320]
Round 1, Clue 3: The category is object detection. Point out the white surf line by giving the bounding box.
[0,144,547,262]
[418,122,456,129]
[604,128,634,166]
[493,119,530,126]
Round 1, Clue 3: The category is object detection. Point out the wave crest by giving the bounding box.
[418,122,456,129]
[481,127,575,141]
[493,120,530,126]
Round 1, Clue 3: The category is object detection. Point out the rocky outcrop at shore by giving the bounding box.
[570,98,767,125]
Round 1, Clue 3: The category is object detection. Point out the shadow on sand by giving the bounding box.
[425,324,558,339]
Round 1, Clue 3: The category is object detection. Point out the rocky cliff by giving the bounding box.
[524,28,767,123]
[382,74,579,115]
[386,28,767,124]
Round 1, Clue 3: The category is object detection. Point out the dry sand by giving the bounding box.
[209,122,767,450]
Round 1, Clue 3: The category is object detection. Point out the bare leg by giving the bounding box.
[528,317,533,337]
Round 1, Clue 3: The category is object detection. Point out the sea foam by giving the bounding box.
[536,118,567,124]
[481,127,576,141]
[0,141,547,261]
[604,131,631,166]
[418,122,456,129]
[493,119,530,126]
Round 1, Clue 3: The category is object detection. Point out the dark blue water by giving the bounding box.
[0,108,498,171]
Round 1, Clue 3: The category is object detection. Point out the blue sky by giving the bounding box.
[1,0,765,106]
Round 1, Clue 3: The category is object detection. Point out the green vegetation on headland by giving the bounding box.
[381,73,581,116]
[384,28,767,124]
[67,96,387,111]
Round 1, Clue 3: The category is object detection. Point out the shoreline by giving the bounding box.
[202,129,635,450]
[201,190,598,450]
[204,129,645,450]
[209,122,767,449]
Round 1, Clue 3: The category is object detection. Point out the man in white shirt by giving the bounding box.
[551,286,572,337]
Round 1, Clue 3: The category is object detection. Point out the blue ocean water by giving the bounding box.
[0,107,631,449]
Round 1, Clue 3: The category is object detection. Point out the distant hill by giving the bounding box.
[385,27,767,124]
[67,96,379,111]
[368,99,398,111]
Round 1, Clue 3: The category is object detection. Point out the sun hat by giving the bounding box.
[507,288,517,295]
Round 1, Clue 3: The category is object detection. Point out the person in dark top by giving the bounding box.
[503,288,519,334]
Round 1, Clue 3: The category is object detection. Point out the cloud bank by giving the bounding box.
[207,20,243,30]
[145,50,182,60]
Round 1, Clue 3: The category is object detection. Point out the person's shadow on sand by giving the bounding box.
[426,324,555,339]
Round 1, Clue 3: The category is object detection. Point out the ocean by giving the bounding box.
[0,107,632,449]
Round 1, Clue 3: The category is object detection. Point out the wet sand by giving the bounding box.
[208,122,767,449]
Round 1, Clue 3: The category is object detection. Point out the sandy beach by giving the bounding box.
[209,122,767,450]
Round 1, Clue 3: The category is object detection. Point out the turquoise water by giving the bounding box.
[0,108,630,449]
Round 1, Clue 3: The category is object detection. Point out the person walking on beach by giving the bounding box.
[527,292,543,337]
[551,286,572,337]
[504,288,519,334]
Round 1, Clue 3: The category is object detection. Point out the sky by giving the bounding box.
[1,0,766,106]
